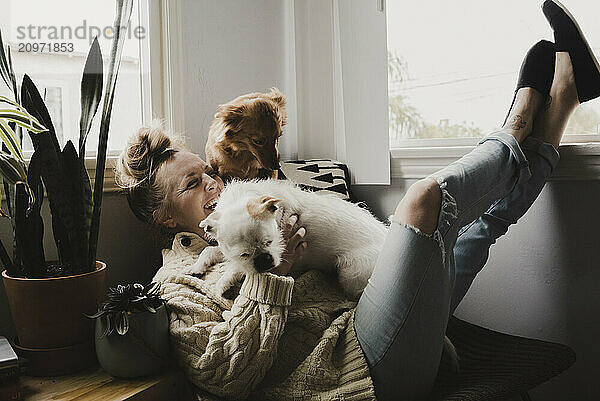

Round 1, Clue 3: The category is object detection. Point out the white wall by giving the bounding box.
[178,0,297,158]
[292,0,390,184]
[177,0,390,185]
[293,0,336,159]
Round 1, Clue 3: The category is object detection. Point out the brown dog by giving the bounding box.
[205,88,287,181]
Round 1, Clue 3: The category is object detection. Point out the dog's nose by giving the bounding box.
[254,253,274,272]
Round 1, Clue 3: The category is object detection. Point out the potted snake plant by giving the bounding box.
[0,0,134,376]
[87,282,169,377]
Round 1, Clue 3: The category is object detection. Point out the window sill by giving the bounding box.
[84,155,120,193]
[17,154,120,194]
[390,142,600,181]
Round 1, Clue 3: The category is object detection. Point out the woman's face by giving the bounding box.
[155,151,224,236]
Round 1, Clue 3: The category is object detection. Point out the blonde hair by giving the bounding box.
[115,120,188,226]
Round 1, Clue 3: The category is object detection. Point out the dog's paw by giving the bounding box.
[184,246,224,276]
[215,270,245,298]
[215,276,236,297]
[181,261,207,276]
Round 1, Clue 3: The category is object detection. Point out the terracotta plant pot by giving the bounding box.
[11,337,98,377]
[95,304,170,378]
[2,262,106,375]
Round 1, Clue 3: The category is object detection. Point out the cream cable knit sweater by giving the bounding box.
[153,232,376,401]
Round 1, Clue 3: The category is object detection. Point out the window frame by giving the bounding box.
[102,0,164,192]
[14,0,165,192]
[390,139,600,181]
[385,0,600,182]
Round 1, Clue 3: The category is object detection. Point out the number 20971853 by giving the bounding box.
[18,42,74,53]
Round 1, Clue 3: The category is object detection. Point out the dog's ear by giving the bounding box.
[267,88,286,109]
[267,88,287,127]
[247,196,281,220]
[215,104,247,133]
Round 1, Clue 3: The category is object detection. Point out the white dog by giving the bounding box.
[191,179,388,299]
[189,179,461,370]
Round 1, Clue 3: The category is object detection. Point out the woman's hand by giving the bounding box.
[270,214,307,276]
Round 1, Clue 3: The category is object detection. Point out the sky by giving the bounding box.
[387,0,600,133]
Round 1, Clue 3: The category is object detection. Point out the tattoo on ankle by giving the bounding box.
[544,95,552,111]
[509,115,527,130]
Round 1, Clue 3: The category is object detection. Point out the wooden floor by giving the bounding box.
[19,367,196,401]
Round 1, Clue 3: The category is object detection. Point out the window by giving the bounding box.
[387,0,600,148]
[0,0,150,157]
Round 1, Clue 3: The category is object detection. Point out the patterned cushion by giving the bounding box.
[278,159,353,201]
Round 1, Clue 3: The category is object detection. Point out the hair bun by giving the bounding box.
[115,120,187,190]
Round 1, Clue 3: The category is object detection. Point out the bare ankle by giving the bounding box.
[553,52,579,109]
[501,88,544,142]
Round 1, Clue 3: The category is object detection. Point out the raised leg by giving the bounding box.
[501,87,545,143]
[354,48,577,401]
[355,96,543,401]
[393,85,544,238]
[450,52,579,313]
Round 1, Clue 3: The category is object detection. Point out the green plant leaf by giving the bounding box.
[11,154,46,278]
[88,0,134,269]
[116,311,129,335]
[0,95,38,111]
[0,29,21,273]
[0,96,47,128]
[0,184,7,218]
[13,183,27,273]
[0,108,46,132]
[79,37,103,159]
[23,150,45,272]
[5,46,18,102]
[78,162,92,271]
[0,152,27,184]
[145,281,160,296]
[0,101,47,165]
[0,33,18,104]
[20,75,60,153]
[21,74,75,273]
[0,30,11,89]
[143,304,156,314]
[61,140,88,272]
[0,119,25,161]
[106,314,115,337]
[0,150,35,215]
[84,309,107,319]
[13,183,43,276]
[75,37,100,273]
[0,236,14,275]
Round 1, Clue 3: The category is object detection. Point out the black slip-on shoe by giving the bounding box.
[542,0,600,103]
[516,40,556,96]
[504,40,556,126]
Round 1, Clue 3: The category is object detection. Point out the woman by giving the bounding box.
[115,2,598,399]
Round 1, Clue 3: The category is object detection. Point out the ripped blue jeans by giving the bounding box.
[353,131,560,400]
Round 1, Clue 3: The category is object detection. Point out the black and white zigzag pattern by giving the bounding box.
[278,159,352,201]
